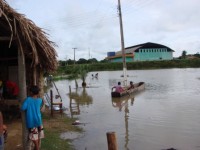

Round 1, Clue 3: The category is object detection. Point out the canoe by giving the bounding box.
[111,82,145,97]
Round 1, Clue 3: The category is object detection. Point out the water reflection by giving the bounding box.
[68,88,93,118]
[112,95,135,150]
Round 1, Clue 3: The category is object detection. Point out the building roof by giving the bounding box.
[106,54,133,60]
[0,0,57,71]
[116,42,175,54]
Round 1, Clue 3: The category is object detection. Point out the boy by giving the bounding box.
[21,86,44,150]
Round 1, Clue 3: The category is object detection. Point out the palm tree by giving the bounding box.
[68,65,89,88]
[79,65,88,88]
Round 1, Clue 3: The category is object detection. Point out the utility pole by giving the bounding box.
[118,0,127,85]
[88,48,90,60]
[72,48,77,65]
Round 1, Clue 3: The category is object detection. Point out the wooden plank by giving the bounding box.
[0,57,17,61]
[0,36,16,41]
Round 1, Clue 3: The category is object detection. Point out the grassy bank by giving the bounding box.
[55,59,200,76]
[41,110,82,150]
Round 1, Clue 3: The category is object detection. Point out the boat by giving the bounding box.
[111,82,145,97]
[111,0,145,98]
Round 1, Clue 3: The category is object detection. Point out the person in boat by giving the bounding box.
[112,82,124,93]
[127,81,134,90]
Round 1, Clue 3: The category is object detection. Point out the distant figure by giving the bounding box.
[91,74,94,78]
[47,75,53,83]
[112,82,124,93]
[127,81,134,90]
[44,77,47,87]
[95,73,98,78]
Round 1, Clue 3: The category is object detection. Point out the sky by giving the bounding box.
[7,0,200,61]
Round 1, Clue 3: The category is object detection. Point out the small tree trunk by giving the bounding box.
[75,79,78,88]
[82,82,86,88]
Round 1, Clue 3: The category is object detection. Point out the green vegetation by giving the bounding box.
[41,111,82,150]
[55,59,200,76]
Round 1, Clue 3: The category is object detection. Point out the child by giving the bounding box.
[21,86,44,150]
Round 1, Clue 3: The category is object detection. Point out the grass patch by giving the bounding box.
[41,129,73,150]
[41,110,82,150]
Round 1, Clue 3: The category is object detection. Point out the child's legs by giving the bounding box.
[32,140,39,150]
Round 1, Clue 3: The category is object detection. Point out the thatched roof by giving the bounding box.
[0,0,57,71]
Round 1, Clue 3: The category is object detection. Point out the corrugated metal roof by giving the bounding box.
[115,42,174,54]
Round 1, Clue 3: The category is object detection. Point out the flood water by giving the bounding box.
[50,68,200,150]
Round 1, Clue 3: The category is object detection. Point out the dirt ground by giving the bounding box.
[3,110,68,150]
[4,118,23,150]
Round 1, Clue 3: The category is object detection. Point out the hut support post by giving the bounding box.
[33,66,37,85]
[106,132,118,150]
[18,48,28,150]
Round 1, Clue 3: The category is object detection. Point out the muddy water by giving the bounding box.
[52,68,200,150]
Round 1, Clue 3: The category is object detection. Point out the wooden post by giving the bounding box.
[50,90,53,117]
[69,85,71,94]
[59,103,63,114]
[107,132,118,150]
[33,67,37,85]
[18,45,28,150]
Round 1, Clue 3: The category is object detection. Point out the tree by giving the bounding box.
[181,50,187,59]
[79,65,89,87]
[194,52,200,58]
[100,59,109,63]
[88,58,98,64]
[77,58,87,64]
[67,59,75,65]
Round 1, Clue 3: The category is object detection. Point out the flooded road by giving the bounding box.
[51,68,200,150]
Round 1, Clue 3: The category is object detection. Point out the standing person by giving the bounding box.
[95,73,98,78]
[0,111,4,150]
[21,85,44,150]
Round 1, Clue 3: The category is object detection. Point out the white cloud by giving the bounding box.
[7,0,200,60]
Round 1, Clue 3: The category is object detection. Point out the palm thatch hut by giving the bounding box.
[0,0,57,85]
[0,0,57,148]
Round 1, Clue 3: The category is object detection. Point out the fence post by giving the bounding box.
[50,90,53,117]
[69,85,71,95]
[106,132,118,150]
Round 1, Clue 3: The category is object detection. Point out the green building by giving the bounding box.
[106,42,174,62]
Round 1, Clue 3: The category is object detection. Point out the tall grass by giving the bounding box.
[55,59,200,76]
